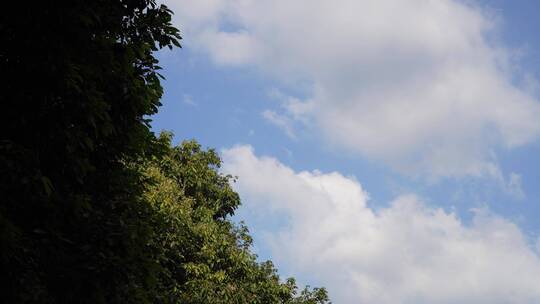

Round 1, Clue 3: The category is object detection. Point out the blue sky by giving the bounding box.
[153,1,540,302]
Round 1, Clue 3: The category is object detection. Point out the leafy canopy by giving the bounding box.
[140,134,330,303]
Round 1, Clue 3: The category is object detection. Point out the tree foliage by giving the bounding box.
[0,0,330,303]
[1,0,181,302]
[139,135,330,303]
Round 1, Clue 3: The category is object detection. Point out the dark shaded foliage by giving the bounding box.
[1,1,180,302]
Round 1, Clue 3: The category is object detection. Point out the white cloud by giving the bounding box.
[198,29,262,65]
[166,0,540,179]
[222,145,540,304]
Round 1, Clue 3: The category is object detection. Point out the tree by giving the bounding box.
[0,1,330,302]
[1,1,180,302]
[139,134,330,303]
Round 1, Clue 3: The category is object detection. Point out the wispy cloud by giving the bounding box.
[262,110,296,139]
[182,94,197,106]
[505,172,525,200]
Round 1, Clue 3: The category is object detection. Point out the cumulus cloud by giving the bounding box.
[222,145,540,304]
[166,0,540,179]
